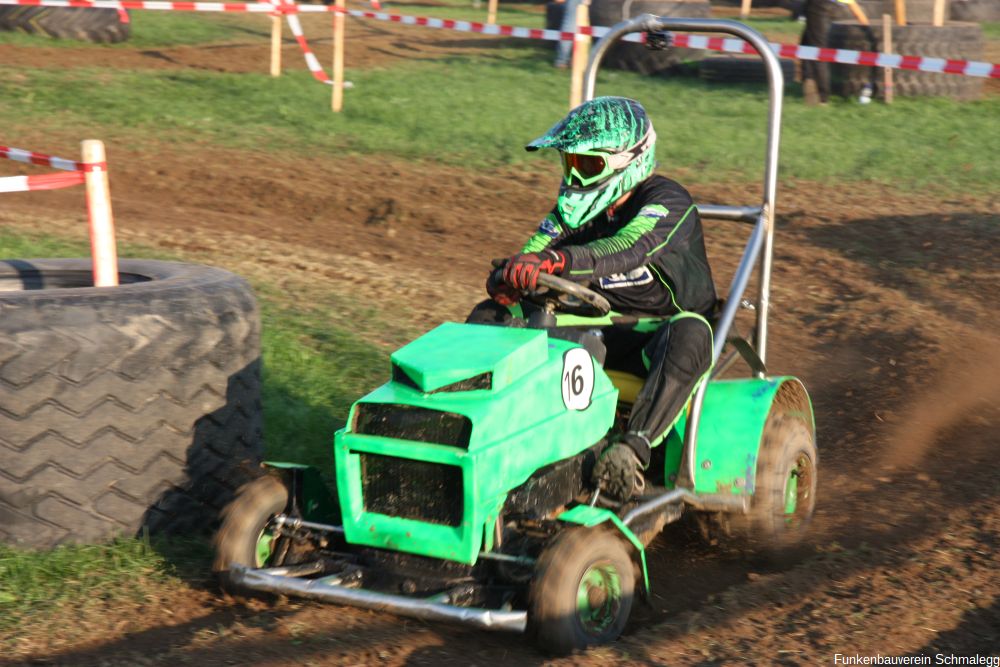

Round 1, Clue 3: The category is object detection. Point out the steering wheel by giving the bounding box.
[533,272,611,317]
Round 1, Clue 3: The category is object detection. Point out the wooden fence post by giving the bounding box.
[568,0,591,109]
[487,0,498,25]
[932,0,945,26]
[81,140,118,287]
[883,13,894,104]
[332,0,346,112]
[895,0,907,25]
[270,14,282,77]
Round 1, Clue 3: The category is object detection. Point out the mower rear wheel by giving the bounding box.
[743,413,817,550]
[528,527,635,655]
[697,412,817,554]
[213,475,290,592]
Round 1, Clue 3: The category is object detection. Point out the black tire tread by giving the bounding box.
[828,20,984,100]
[0,6,130,43]
[698,55,796,83]
[0,259,262,549]
[950,0,1000,22]
[589,0,712,75]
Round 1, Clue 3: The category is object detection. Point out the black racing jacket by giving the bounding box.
[521,175,717,318]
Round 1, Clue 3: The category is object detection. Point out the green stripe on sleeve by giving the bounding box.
[645,204,695,257]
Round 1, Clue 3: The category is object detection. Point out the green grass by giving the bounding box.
[0,535,210,640]
[2,50,998,192]
[981,22,1000,40]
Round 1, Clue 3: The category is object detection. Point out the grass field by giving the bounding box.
[1,11,997,192]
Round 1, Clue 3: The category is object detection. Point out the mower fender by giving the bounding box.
[557,505,650,598]
[686,376,814,497]
[262,461,341,525]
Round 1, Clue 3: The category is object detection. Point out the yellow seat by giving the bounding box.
[605,369,645,405]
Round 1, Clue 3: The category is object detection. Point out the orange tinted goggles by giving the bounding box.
[560,151,613,187]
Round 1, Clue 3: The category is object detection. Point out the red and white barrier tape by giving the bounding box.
[0,171,85,193]
[0,0,996,78]
[277,0,342,86]
[0,145,85,171]
[296,5,1000,79]
[1,145,105,192]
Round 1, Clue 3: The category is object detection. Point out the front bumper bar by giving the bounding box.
[229,564,528,632]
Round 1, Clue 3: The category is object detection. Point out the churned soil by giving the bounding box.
[1,15,999,667]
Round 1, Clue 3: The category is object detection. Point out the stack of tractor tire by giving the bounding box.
[698,55,795,84]
[0,6,130,43]
[828,19,984,100]
[547,0,711,75]
[0,259,263,549]
[949,0,1000,21]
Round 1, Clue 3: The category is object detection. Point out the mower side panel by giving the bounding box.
[664,377,814,496]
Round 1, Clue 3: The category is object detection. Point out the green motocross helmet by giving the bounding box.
[526,96,657,229]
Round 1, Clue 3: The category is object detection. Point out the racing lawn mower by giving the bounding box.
[213,18,816,655]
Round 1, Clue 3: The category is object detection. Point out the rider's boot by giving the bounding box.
[592,432,650,503]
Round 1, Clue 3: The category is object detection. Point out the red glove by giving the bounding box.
[486,268,520,306]
[503,249,568,290]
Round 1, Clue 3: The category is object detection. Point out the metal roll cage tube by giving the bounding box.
[582,17,784,499]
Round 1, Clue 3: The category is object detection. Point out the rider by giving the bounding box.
[468,96,717,502]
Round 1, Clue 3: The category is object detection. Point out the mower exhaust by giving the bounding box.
[229,564,528,632]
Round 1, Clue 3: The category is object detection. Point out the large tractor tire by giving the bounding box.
[589,0,712,75]
[698,54,795,84]
[950,0,1000,21]
[0,6,130,44]
[834,0,888,20]
[0,259,262,549]
[829,20,984,100]
[830,0,950,23]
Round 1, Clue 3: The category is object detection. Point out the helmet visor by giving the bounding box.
[560,151,613,188]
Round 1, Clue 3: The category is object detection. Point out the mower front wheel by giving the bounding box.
[212,475,290,592]
[528,527,635,655]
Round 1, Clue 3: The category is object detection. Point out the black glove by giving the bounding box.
[486,268,520,306]
[503,249,569,290]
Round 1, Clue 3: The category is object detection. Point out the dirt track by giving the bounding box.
[2,18,999,666]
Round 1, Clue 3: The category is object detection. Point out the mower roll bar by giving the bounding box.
[583,17,784,494]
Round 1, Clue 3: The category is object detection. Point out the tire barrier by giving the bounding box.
[588,0,712,74]
[0,5,129,43]
[698,54,796,83]
[949,0,1000,22]
[0,259,263,549]
[829,20,985,100]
